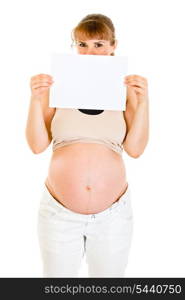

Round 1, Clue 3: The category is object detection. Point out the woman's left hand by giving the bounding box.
[124,74,149,104]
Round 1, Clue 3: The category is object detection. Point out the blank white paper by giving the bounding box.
[49,53,128,111]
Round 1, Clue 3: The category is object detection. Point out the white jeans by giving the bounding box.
[37,182,134,278]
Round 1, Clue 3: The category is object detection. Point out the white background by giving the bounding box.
[0,0,184,277]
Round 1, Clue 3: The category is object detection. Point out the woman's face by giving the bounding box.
[74,38,117,56]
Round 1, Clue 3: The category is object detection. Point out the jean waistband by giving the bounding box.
[41,182,131,221]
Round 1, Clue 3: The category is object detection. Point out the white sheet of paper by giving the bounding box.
[49,53,128,111]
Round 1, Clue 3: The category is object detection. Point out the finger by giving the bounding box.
[125,80,146,88]
[31,74,53,81]
[125,74,145,81]
[126,77,146,84]
[32,83,52,89]
[31,79,53,85]
[133,87,145,95]
[126,74,146,81]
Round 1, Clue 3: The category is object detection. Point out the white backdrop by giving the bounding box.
[0,0,184,277]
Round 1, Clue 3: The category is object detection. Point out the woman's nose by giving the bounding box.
[85,48,96,55]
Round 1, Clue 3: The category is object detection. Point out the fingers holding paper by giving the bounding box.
[30,74,54,100]
[124,74,149,104]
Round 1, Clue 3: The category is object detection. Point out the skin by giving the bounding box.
[74,38,118,55]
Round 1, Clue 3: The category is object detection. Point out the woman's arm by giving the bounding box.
[25,74,55,154]
[25,96,51,154]
[123,100,149,158]
[123,75,149,158]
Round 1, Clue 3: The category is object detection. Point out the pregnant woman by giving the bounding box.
[25,13,149,277]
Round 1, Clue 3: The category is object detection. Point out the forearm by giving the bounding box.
[123,100,149,157]
[25,97,50,153]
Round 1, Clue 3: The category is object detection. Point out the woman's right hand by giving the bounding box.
[30,73,54,100]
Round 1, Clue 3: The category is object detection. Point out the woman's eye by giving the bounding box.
[79,43,86,47]
[95,44,103,47]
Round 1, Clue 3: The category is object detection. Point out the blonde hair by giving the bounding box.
[71,14,116,55]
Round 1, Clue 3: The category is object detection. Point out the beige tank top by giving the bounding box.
[51,108,127,155]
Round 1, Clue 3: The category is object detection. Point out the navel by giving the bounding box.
[86,185,92,191]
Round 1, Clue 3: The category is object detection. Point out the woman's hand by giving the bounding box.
[124,74,149,104]
[30,73,54,100]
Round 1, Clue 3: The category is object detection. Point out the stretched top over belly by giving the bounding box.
[51,108,127,156]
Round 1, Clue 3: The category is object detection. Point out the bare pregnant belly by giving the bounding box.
[45,143,128,214]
